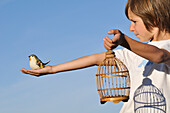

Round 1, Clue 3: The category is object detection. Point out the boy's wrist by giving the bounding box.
[50,66,55,74]
[119,32,126,46]
[45,65,55,74]
[119,33,130,49]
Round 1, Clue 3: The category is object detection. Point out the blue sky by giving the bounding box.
[0,0,137,113]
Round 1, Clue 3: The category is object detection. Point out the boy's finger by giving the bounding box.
[21,68,29,74]
[104,39,117,50]
[27,70,41,75]
[103,36,113,44]
[105,36,113,43]
[103,41,111,50]
[103,38,113,47]
[107,29,120,35]
[21,68,40,76]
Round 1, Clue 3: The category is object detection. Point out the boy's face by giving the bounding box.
[128,9,155,42]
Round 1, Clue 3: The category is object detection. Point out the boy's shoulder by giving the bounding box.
[148,39,170,51]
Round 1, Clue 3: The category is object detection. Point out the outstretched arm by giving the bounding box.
[21,52,105,77]
[103,29,170,64]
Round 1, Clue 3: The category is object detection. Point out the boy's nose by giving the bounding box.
[129,22,135,31]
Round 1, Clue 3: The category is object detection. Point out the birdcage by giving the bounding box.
[96,50,130,104]
[134,78,166,113]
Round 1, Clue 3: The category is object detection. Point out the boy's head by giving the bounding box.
[125,0,170,33]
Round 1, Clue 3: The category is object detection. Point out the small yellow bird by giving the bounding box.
[29,54,50,70]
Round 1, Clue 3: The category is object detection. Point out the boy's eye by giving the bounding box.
[130,19,136,24]
[133,21,136,23]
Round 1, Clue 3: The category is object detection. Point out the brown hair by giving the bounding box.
[125,0,170,33]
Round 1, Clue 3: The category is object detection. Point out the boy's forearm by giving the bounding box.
[51,52,105,73]
[121,35,170,63]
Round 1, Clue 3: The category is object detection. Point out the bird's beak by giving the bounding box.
[28,56,31,61]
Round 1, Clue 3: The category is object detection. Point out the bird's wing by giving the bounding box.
[37,60,50,68]
[36,60,43,68]
[37,61,44,68]
[40,63,44,68]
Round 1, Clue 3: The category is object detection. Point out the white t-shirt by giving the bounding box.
[115,39,170,113]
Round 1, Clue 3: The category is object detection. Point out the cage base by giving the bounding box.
[100,96,129,104]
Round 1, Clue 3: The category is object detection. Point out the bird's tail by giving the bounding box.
[44,60,50,65]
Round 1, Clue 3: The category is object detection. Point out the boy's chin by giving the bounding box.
[137,36,151,42]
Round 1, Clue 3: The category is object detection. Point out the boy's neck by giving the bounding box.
[152,31,170,41]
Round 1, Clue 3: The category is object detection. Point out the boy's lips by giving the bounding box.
[134,32,139,36]
[135,34,139,36]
